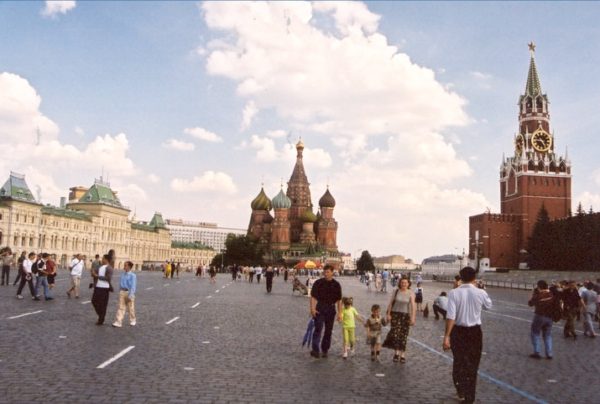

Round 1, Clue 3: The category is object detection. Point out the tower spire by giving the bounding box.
[525,42,542,96]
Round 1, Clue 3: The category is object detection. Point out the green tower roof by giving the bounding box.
[251,187,272,211]
[0,172,37,203]
[79,180,123,208]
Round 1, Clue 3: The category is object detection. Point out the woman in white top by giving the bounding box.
[91,254,113,325]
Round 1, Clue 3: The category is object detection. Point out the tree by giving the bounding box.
[356,250,375,274]
[528,205,553,270]
[210,234,265,267]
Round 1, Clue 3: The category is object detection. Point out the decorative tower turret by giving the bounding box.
[248,186,272,244]
[270,187,291,251]
[287,139,313,243]
[299,207,317,245]
[317,187,338,252]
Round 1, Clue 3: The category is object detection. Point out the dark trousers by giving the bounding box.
[13,270,22,285]
[450,325,482,403]
[256,274,261,283]
[249,273,254,283]
[266,275,273,292]
[92,287,110,323]
[17,275,35,296]
[433,304,447,319]
[312,304,336,354]
[1,265,10,285]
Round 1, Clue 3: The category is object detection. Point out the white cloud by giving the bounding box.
[577,191,600,211]
[184,127,223,143]
[241,100,258,131]
[74,126,85,136]
[41,1,76,18]
[265,129,288,139]
[200,2,486,259]
[162,138,196,151]
[171,171,237,194]
[244,135,332,169]
[147,174,161,184]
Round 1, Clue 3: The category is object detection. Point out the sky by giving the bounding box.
[1,1,600,262]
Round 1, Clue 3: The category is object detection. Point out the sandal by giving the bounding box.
[393,354,399,362]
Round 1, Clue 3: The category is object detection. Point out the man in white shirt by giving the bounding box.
[16,252,36,299]
[255,265,263,283]
[443,267,492,404]
[433,291,449,320]
[67,253,84,299]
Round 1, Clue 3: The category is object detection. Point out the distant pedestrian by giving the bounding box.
[13,251,26,286]
[562,281,584,339]
[433,292,448,320]
[383,277,416,363]
[1,247,14,286]
[528,280,556,359]
[249,267,255,283]
[33,253,53,301]
[309,265,342,359]
[92,254,113,325]
[255,265,263,283]
[283,268,289,282]
[374,271,382,291]
[381,270,389,292]
[112,261,137,327]
[90,254,101,289]
[443,267,492,404]
[16,252,36,299]
[415,282,424,311]
[67,254,84,299]
[581,282,597,338]
[209,266,216,283]
[365,304,387,361]
[265,266,275,293]
[46,255,56,290]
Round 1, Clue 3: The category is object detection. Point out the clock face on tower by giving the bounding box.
[531,129,552,152]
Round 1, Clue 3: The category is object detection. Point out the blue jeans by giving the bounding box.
[34,276,50,298]
[312,304,336,354]
[531,313,552,356]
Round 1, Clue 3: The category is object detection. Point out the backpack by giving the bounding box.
[551,294,563,323]
[31,260,40,275]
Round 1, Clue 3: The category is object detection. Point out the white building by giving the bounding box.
[166,219,246,251]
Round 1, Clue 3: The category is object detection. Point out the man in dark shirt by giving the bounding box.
[528,280,556,359]
[309,265,342,358]
[562,281,584,339]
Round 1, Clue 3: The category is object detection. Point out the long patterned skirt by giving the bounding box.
[383,312,410,351]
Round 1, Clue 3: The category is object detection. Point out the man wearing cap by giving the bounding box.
[443,267,492,404]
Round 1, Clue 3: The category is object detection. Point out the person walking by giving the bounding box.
[365,304,387,361]
[340,297,364,359]
[562,280,584,339]
[255,265,263,283]
[581,282,598,338]
[443,267,492,404]
[33,253,53,301]
[16,252,36,299]
[383,277,416,363]
[265,266,275,293]
[92,254,113,325]
[67,254,84,299]
[310,265,342,359]
[1,247,14,286]
[381,269,389,292]
[112,261,137,327]
[13,251,26,286]
[415,282,424,312]
[46,255,57,291]
[528,280,556,359]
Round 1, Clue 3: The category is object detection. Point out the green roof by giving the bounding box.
[525,55,542,97]
[171,241,213,250]
[41,206,92,221]
[149,212,167,229]
[131,222,157,232]
[79,181,123,208]
[0,172,37,203]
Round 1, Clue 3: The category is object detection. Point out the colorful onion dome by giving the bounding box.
[272,189,292,209]
[318,188,336,208]
[301,209,318,223]
[251,187,272,211]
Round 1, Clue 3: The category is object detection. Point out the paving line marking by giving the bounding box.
[8,310,44,320]
[81,300,91,305]
[484,310,583,334]
[96,345,135,369]
[191,302,200,308]
[184,367,194,371]
[145,287,154,290]
[206,295,212,299]
[165,316,180,325]
[409,337,548,404]
[164,284,170,287]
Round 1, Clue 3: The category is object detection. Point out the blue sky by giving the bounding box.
[1,1,599,261]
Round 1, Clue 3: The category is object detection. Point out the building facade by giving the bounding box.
[0,173,215,270]
[166,219,246,252]
[468,44,572,269]
[247,140,341,267]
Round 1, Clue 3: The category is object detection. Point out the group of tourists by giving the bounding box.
[1,247,59,300]
[527,278,599,361]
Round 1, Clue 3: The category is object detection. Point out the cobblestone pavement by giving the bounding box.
[0,272,597,403]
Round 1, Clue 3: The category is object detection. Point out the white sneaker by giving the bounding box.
[16,295,23,299]
[342,351,348,359]
[112,322,122,328]
[130,321,136,326]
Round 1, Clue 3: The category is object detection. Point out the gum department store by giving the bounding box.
[0,173,215,270]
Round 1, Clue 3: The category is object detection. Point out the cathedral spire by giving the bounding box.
[525,42,542,97]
